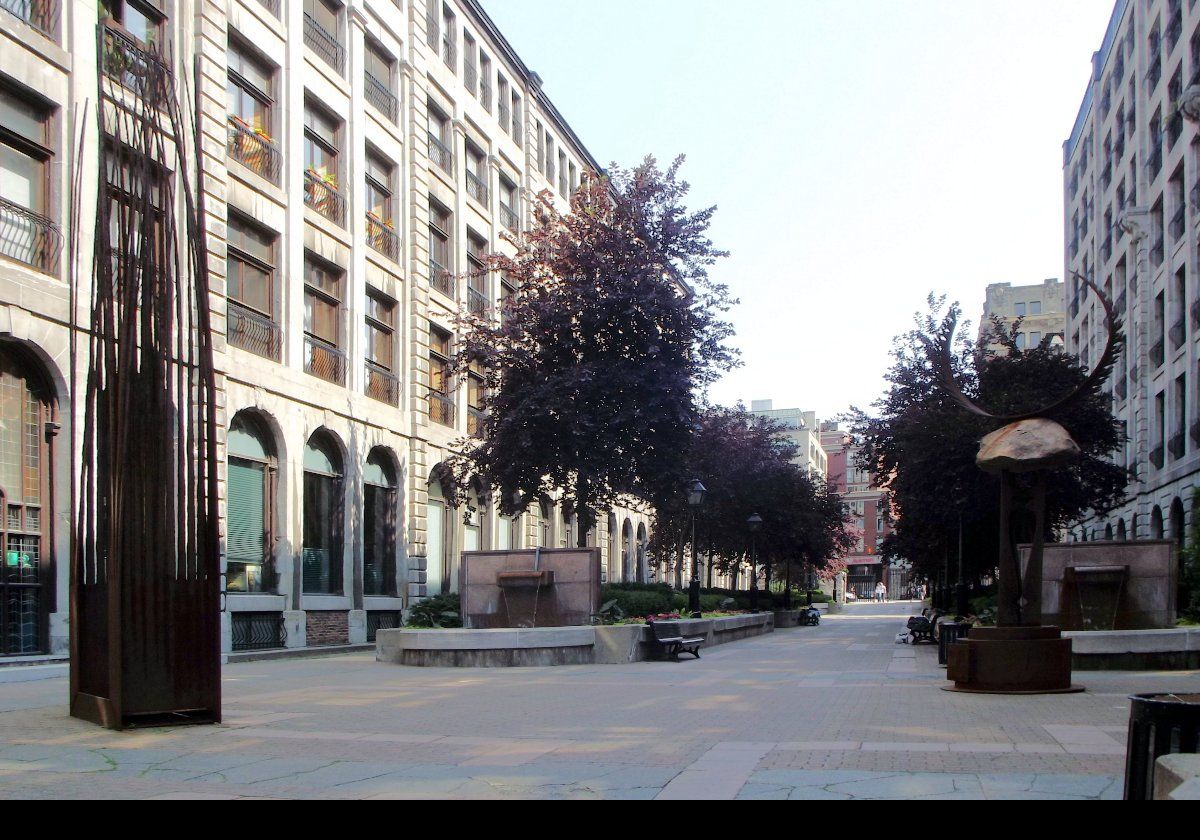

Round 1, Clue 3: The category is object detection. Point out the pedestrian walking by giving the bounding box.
[874,581,887,603]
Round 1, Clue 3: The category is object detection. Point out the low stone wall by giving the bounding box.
[1156,754,1200,800]
[1066,627,1200,670]
[379,613,776,668]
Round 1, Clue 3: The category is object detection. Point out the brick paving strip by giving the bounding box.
[0,601,1195,799]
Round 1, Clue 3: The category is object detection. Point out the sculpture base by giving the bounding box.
[945,625,1083,695]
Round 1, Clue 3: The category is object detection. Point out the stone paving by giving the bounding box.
[0,601,1197,799]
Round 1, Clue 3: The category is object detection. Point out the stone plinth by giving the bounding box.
[945,626,1082,694]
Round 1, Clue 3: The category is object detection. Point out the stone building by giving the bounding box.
[748,401,828,480]
[1062,0,1198,560]
[979,279,1066,351]
[0,0,652,658]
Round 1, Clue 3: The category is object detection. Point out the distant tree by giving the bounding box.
[449,157,737,542]
[848,296,1129,586]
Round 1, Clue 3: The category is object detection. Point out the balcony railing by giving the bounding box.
[464,61,478,94]
[1150,444,1165,469]
[429,259,454,297]
[304,170,346,226]
[428,133,452,173]
[1168,431,1186,461]
[500,202,518,233]
[466,170,489,204]
[480,79,492,113]
[101,24,170,98]
[1150,337,1165,368]
[467,286,488,316]
[255,0,280,17]
[227,301,281,361]
[467,407,486,438]
[0,197,61,274]
[365,361,399,406]
[429,391,455,426]
[366,213,399,261]
[498,100,511,134]
[364,71,398,122]
[1,0,58,38]
[441,37,456,69]
[304,337,345,385]
[1170,204,1186,241]
[227,116,281,184]
[304,12,345,75]
[1170,317,1186,350]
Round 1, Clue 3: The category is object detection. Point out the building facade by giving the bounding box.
[749,401,828,480]
[1062,0,1197,559]
[820,422,902,598]
[979,278,1066,351]
[0,0,652,658]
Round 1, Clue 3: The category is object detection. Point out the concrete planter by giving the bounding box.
[1066,627,1200,670]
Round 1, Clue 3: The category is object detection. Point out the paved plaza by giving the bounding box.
[1,602,1197,799]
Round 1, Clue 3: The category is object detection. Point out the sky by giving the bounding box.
[481,0,1118,422]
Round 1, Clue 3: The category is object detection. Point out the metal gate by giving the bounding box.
[886,567,913,600]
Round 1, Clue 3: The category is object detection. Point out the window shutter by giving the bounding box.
[227,461,265,563]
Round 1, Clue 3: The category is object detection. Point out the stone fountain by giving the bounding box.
[458,548,601,629]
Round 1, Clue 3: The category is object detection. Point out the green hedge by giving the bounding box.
[600,585,675,617]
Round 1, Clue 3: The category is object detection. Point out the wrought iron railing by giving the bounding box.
[304,170,346,226]
[429,258,454,297]
[1150,444,1165,469]
[366,610,401,641]
[428,133,452,173]
[366,213,399,261]
[500,202,519,232]
[231,612,286,652]
[467,407,486,438]
[467,286,488,316]
[256,0,280,17]
[498,100,511,133]
[101,24,170,99]
[1150,337,1165,368]
[1170,204,1186,240]
[1,0,57,38]
[365,71,398,122]
[1169,317,1186,350]
[304,336,345,385]
[303,12,345,75]
[441,36,455,68]
[466,170,489,204]
[1168,431,1186,461]
[429,390,455,426]
[0,196,61,274]
[227,116,281,183]
[464,61,478,94]
[227,300,282,361]
[365,360,399,406]
[480,79,492,113]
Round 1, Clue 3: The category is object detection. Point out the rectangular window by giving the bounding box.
[303,0,344,74]
[1014,302,1026,317]
[497,75,511,133]
[558,150,567,196]
[429,324,454,426]
[365,149,398,260]
[1171,374,1187,460]
[428,198,453,296]
[499,175,518,232]
[365,289,398,405]
[466,142,488,204]
[511,93,522,147]
[364,38,398,122]
[103,0,166,47]
[479,53,492,112]
[227,40,280,183]
[303,102,344,224]
[467,229,487,316]
[226,214,280,360]
[467,365,485,438]
[428,104,452,173]
[441,5,456,69]
[1030,300,1042,315]
[463,32,478,94]
[303,254,345,384]
[0,82,57,273]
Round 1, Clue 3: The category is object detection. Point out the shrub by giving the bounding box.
[600,585,674,618]
[406,592,462,628]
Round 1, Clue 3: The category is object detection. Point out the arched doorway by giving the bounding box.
[1104,523,1113,541]
[1116,519,1127,541]
[227,411,278,593]
[0,345,54,654]
[303,430,344,594]
[426,467,451,595]
[363,449,398,596]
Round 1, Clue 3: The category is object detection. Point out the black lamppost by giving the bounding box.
[747,513,762,612]
[955,510,969,616]
[686,479,707,617]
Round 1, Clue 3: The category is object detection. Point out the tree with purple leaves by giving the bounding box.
[449,157,737,544]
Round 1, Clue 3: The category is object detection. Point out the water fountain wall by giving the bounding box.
[459,548,602,629]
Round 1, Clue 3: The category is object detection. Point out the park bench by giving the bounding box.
[905,610,939,645]
[649,621,705,661]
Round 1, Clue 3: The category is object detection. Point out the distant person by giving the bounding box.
[875,582,887,603]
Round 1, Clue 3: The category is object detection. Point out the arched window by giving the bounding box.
[303,431,343,594]
[1151,506,1164,540]
[463,483,482,553]
[1104,523,1113,541]
[1117,519,1127,541]
[363,449,397,596]
[426,470,448,595]
[227,411,276,593]
[538,498,553,547]
[0,346,52,654]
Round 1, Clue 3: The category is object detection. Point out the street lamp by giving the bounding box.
[747,513,762,612]
[687,479,707,617]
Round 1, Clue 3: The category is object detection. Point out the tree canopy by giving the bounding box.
[848,296,1129,585]
[448,157,737,540]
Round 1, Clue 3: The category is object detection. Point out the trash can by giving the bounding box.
[937,622,968,666]
[1124,693,1200,800]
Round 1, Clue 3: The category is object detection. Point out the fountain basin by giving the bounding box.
[496,570,555,588]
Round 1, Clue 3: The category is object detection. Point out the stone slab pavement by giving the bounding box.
[0,601,1196,799]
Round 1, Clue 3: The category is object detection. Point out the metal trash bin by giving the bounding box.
[937,622,968,666]
[1124,693,1200,800]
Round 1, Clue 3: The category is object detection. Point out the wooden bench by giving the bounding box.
[649,621,705,661]
[905,611,939,645]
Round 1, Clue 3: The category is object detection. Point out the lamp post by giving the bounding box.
[955,510,969,616]
[747,513,762,612]
[686,479,707,617]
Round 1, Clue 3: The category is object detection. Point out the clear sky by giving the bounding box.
[481,0,1117,422]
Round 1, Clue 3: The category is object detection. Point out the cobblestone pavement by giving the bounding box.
[1,601,1196,799]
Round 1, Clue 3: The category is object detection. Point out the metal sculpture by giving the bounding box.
[927,274,1120,692]
[69,31,220,728]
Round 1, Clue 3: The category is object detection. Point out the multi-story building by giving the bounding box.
[820,422,901,598]
[979,279,1066,351]
[1062,0,1198,558]
[749,401,828,480]
[0,0,652,658]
